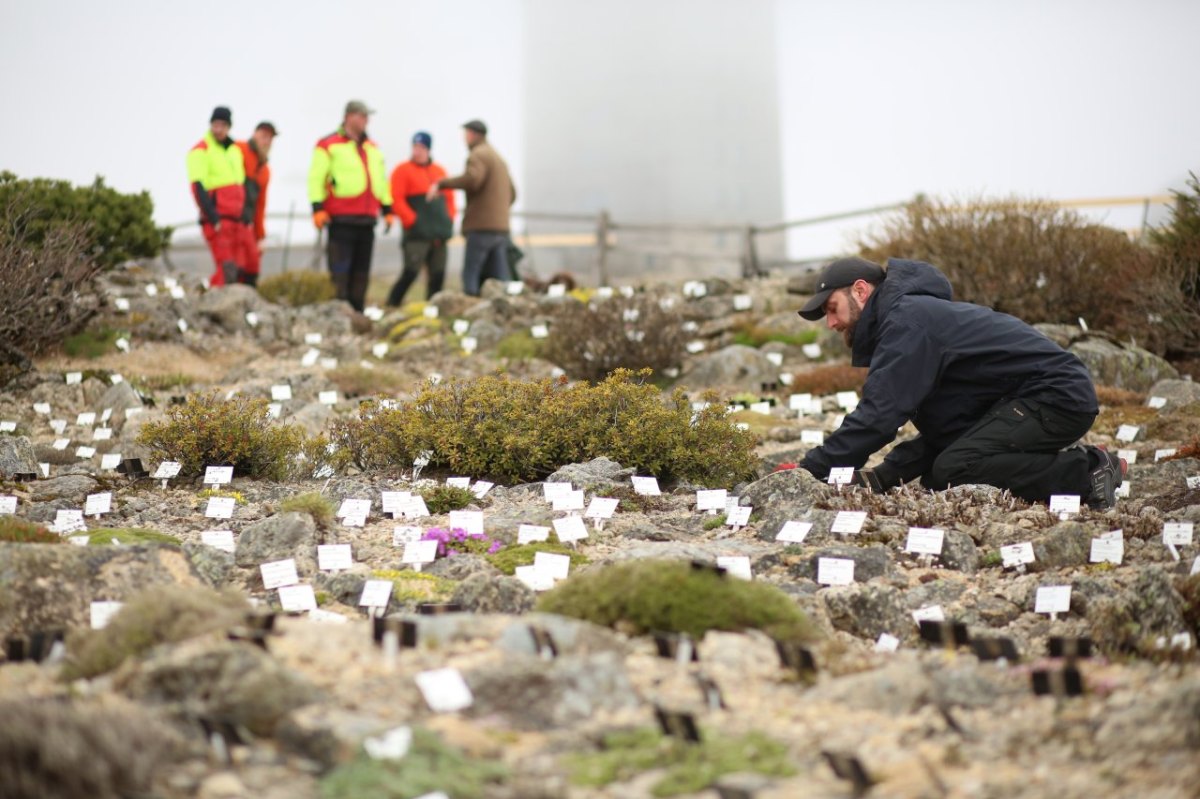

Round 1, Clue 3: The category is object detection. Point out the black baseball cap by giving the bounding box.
[797,257,885,320]
[463,119,488,135]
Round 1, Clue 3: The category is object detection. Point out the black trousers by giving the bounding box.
[925,398,1095,502]
[387,238,448,306]
[326,222,375,312]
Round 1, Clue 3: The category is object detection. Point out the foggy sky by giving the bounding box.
[1,0,1197,259]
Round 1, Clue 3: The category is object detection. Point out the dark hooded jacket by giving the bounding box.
[799,259,1098,484]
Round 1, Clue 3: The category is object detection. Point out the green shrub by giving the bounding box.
[320,727,507,799]
[0,517,61,544]
[257,270,336,307]
[0,171,168,270]
[327,364,404,398]
[87,528,179,547]
[419,484,476,515]
[485,541,589,576]
[331,369,757,487]
[1149,171,1200,305]
[369,570,457,604]
[63,327,126,359]
[279,492,335,528]
[542,296,686,382]
[198,488,246,505]
[536,559,816,642]
[495,330,544,361]
[137,392,307,480]
[731,323,818,349]
[858,195,1198,355]
[566,727,796,797]
[61,585,249,680]
[131,372,192,393]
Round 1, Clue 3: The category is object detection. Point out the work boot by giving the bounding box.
[222,261,238,286]
[1086,446,1127,511]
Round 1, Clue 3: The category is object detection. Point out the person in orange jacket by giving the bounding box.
[386,131,457,306]
[186,106,246,287]
[234,121,277,287]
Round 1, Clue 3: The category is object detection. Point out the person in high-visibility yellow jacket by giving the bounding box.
[308,99,396,312]
[187,106,248,287]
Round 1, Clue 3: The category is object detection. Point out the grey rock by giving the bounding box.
[118,639,320,736]
[546,457,634,493]
[941,528,979,573]
[28,473,99,502]
[1095,672,1200,753]
[1146,378,1200,407]
[822,583,913,642]
[1068,336,1178,391]
[288,402,334,438]
[425,554,500,581]
[811,656,1016,715]
[497,613,629,658]
[184,542,235,588]
[1031,521,1091,571]
[98,380,144,418]
[234,512,319,570]
[466,318,505,349]
[0,435,38,478]
[680,345,781,391]
[1033,323,1082,349]
[314,569,369,607]
[288,301,354,342]
[195,284,268,332]
[792,545,893,582]
[1088,568,1189,652]
[739,468,829,541]
[276,705,394,769]
[465,650,639,730]
[451,573,535,614]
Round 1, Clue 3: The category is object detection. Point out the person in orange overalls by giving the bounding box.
[234,121,277,287]
[187,106,246,287]
[386,131,457,305]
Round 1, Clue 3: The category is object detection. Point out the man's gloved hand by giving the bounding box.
[312,211,331,230]
[853,468,886,494]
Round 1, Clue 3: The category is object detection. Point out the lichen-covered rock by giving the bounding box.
[681,345,781,391]
[546,457,635,494]
[1068,337,1178,391]
[1146,378,1200,408]
[739,468,829,541]
[234,512,318,571]
[791,545,893,582]
[0,436,38,478]
[822,583,913,642]
[451,573,534,615]
[1031,522,1091,572]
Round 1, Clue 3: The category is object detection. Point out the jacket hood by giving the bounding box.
[851,259,953,365]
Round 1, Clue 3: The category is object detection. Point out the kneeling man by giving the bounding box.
[796,257,1124,509]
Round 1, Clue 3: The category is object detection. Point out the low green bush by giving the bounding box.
[63,327,126,359]
[279,492,335,528]
[257,270,336,307]
[0,517,61,544]
[485,541,589,576]
[419,484,476,515]
[731,323,818,349]
[566,727,795,797]
[542,295,686,382]
[331,369,757,487]
[369,570,457,604]
[536,559,816,643]
[327,364,404,398]
[495,330,544,361]
[87,528,179,547]
[137,392,307,480]
[61,585,249,680]
[320,727,507,799]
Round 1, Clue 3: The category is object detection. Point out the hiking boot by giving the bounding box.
[1086,446,1126,510]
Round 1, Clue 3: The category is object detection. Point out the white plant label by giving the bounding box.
[52,509,86,534]
[304,333,323,345]
[359,580,394,608]
[779,373,794,385]
[553,489,585,512]
[372,342,389,358]
[905,527,945,555]
[603,462,647,491]
[831,511,867,535]
[337,498,372,519]
[201,530,235,553]
[154,461,182,480]
[801,430,824,445]
[1035,585,1072,615]
[260,559,299,589]
[177,318,188,333]
[204,465,233,485]
[460,336,478,353]
[547,283,567,298]
[65,372,82,385]
[318,391,338,405]
[1155,448,1177,462]
[270,384,293,401]
[827,467,855,486]
[1115,482,1131,499]
[205,497,235,519]
[52,438,70,451]
[1163,522,1194,546]
[1148,396,1167,409]
[448,510,484,535]
[1117,448,1137,464]
[912,605,945,623]
[776,521,812,543]
[75,446,96,459]
[1115,424,1139,442]
[402,540,439,565]
[245,311,259,327]
[586,497,619,520]
[363,306,384,321]
[874,633,900,653]
[789,393,813,411]
[518,524,552,544]
[415,668,474,713]
[0,496,16,515]
[515,565,555,591]
[76,412,96,426]
[398,495,429,519]
[802,343,823,360]
[1090,537,1124,565]
[50,419,67,434]
[835,391,859,411]
[278,584,318,612]
[686,340,706,354]
[318,544,354,571]
[725,505,752,527]
[33,402,51,415]
[115,297,131,311]
[100,454,122,471]
[553,515,588,543]
[542,482,573,502]
[380,491,410,515]
[750,400,773,414]
[1049,495,1080,515]
[92,427,112,441]
[84,492,112,516]
[534,551,572,581]
[452,319,471,335]
[733,294,753,310]
[0,421,15,433]
[470,480,494,498]
[1000,542,1036,568]
[90,601,124,630]
[392,526,424,547]
[696,489,728,512]
[716,555,752,580]
[423,305,439,318]
[817,557,855,586]
[530,323,549,339]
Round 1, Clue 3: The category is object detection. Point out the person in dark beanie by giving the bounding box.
[796,257,1125,509]
[386,131,457,306]
[186,105,247,287]
[427,119,516,296]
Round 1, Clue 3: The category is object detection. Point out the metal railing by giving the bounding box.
[162,193,1179,286]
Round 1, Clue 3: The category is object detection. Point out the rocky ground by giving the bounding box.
[1,263,1198,799]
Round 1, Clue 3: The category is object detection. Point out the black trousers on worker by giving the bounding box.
[925,397,1096,502]
[326,221,375,312]
[386,238,448,306]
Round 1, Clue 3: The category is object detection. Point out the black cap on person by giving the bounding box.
[797,257,886,320]
[210,106,232,124]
